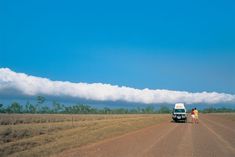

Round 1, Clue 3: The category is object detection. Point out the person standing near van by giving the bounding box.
[191,109,195,123]
[194,108,199,123]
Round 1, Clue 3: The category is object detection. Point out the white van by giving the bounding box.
[172,103,187,122]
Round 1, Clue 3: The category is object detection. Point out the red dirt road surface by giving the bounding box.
[57,114,235,157]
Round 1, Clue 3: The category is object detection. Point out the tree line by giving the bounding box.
[200,107,235,113]
[0,96,234,114]
[0,96,171,114]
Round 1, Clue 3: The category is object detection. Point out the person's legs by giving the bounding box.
[191,115,195,123]
[196,116,199,123]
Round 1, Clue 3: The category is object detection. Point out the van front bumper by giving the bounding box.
[172,115,187,121]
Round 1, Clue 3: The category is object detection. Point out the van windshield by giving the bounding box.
[174,109,185,113]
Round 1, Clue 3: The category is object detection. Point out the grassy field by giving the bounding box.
[0,114,168,157]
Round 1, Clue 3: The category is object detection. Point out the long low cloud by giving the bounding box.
[0,68,234,104]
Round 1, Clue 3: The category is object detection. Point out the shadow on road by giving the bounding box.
[170,120,192,124]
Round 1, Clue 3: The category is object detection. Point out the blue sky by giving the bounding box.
[0,0,235,100]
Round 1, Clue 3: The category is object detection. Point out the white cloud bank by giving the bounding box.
[0,68,234,104]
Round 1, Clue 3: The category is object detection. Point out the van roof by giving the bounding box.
[174,103,185,109]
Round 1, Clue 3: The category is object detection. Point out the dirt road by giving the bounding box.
[57,114,235,157]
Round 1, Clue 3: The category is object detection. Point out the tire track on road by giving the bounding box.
[141,123,179,157]
[203,116,235,134]
[177,123,193,157]
[200,117,235,155]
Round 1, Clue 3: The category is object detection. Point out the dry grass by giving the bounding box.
[0,114,168,157]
